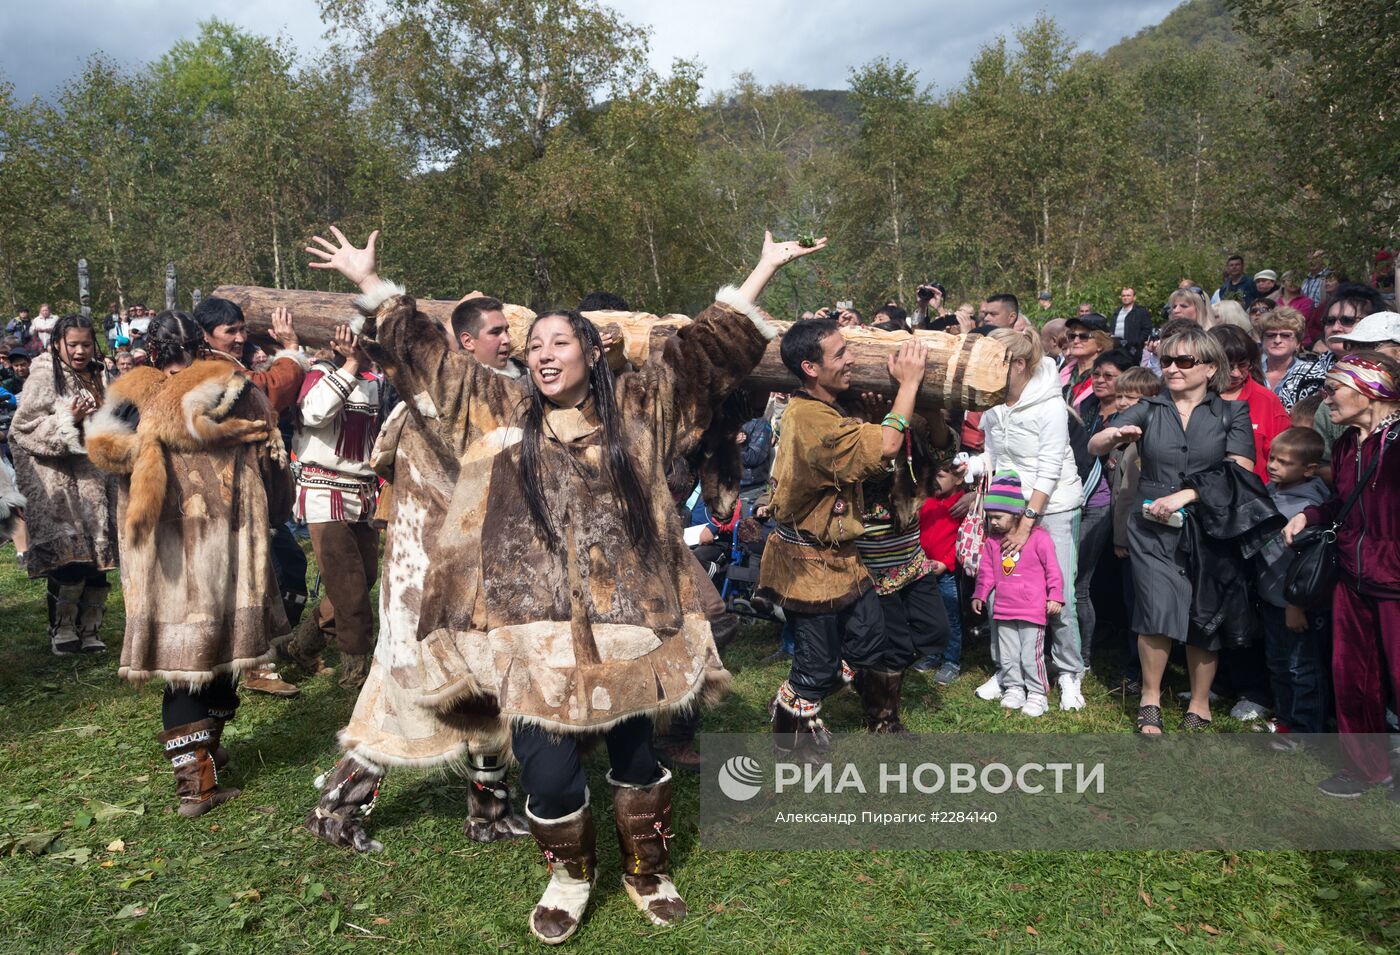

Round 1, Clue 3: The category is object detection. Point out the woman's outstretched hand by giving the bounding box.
[738,231,828,303]
[760,230,827,269]
[307,227,381,292]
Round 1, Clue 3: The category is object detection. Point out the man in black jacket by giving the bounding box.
[1110,287,1153,361]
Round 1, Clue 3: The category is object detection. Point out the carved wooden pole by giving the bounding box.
[164,263,177,311]
[77,258,91,318]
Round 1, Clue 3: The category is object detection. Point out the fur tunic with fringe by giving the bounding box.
[87,361,293,688]
[337,399,510,768]
[8,352,118,577]
[352,282,775,737]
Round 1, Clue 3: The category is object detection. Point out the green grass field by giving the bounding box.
[1,541,1396,953]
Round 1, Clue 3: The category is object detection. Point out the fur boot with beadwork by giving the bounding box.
[771,681,832,765]
[859,669,910,734]
[463,751,529,843]
[610,767,687,927]
[157,719,240,817]
[526,794,596,945]
[304,755,385,853]
[206,706,236,770]
[48,581,84,655]
[77,581,111,653]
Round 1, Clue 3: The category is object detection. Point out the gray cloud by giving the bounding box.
[1,0,1179,103]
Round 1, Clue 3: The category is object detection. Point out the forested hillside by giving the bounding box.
[0,0,1393,319]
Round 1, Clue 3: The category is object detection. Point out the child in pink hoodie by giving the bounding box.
[971,472,1065,717]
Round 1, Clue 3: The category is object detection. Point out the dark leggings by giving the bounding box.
[46,563,108,624]
[162,674,240,730]
[511,715,661,820]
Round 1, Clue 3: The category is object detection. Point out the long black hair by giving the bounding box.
[146,310,208,370]
[49,313,104,398]
[518,309,656,554]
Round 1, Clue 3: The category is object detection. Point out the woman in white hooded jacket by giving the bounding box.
[958,328,1086,709]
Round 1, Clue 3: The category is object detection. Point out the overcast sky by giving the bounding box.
[1,0,1180,103]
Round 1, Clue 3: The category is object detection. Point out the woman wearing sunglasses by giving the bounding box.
[1088,327,1255,733]
[1258,307,1312,409]
[1058,316,1113,410]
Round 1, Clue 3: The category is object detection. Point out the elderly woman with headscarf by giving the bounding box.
[1283,352,1400,798]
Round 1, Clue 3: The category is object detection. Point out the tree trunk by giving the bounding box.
[1190,110,1204,237]
[103,173,126,308]
[270,196,283,290]
[213,284,1009,411]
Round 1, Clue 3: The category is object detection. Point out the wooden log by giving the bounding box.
[213,284,1008,411]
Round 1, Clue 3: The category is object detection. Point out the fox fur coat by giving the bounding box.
[87,361,293,687]
[351,281,776,737]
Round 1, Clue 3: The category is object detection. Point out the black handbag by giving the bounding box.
[1284,428,1395,607]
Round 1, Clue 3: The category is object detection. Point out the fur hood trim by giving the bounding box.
[714,285,779,341]
[271,348,312,372]
[352,280,408,335]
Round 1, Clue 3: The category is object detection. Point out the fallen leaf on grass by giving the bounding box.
[43,724,102,737]
[372,917,390,925]
[106,839,125,852]
[48,847,92,865]
[854,873,875,884]
[1007,883,1029,892]
[1139,890,1153,908]
[234,888,261,903]
[1026,926,1039,936]
[90,800,144,823]
[114,903,148,919]
[1199,924,1220,936]
[1,831,60,856]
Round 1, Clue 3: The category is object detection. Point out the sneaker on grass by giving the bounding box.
[1057,673,1085,711]
[934,663,961,685]
[1316,771,1391,799]
[1229,699,1271,722]
[1000,686,1027,710]
[975,674,1003,701]
[1020,694,1049,718]
[911,656,939,673]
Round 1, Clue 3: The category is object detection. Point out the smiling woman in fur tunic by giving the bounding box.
[307,226,823,944]
[87,311,292,818]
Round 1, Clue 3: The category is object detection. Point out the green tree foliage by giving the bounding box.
[0,1,1391,322]
[1227,0,1400,256]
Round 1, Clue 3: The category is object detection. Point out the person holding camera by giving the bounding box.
[909,282,946,330]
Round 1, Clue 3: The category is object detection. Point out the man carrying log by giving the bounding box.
[755,318,929,761]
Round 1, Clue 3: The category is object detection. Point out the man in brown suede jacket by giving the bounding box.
[756,318,927,759]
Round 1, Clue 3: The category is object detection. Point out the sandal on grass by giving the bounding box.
[1181,712,1213,732]
[1136,704,1164,735]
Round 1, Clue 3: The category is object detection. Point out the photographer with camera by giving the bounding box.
[908,282,947,330]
